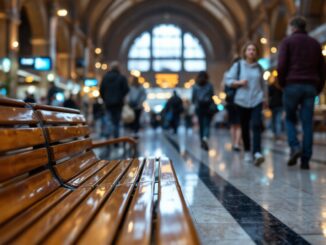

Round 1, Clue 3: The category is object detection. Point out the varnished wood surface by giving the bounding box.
[118,158,144,185]
[0,107,37,124]
[156,183,200,245]
[54,151,98,181]
[99,159,133,187]
[0,171,59,225]
[0,128,45,152]
[116,182,155,245]
[12,187,92,245]
[0,188,71,244]
[159,157,177,183]
[33,104,80,114]
[0,97,25,107]
[78,185,135,245]
[38,110,86,124]
[68,160,109,186]
[0,148,48,182]
[139,158,156,183]
[51,139,92,161]
[46,126,90,143]
[44,185,115,245]
[80,160,120,187]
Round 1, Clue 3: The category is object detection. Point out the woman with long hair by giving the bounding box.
[225,42,267,165]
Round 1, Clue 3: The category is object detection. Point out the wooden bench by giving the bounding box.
[0,98,200,245]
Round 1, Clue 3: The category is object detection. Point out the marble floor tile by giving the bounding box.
[197,222,252,241]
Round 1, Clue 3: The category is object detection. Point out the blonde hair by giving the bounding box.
[241,42,260,62]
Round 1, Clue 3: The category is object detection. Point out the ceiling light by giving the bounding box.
[260,37,268,44]
[57,9,68,17]
[95,48,102,55]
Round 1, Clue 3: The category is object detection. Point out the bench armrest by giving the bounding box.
[91,137,138,157]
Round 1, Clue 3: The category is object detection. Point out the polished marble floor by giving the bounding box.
[94,126,326,244]
[135,127,326,245]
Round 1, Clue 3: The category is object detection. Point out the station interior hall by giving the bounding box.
[0,0,326,244]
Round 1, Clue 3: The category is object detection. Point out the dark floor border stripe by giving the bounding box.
[164,134,310,245]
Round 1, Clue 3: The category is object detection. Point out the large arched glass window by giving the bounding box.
[128,24,207,72]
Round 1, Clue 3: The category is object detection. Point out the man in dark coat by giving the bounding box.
[277,16,325,170]
[100,62,129,138]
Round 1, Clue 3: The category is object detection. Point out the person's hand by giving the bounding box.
[238,79,248,87]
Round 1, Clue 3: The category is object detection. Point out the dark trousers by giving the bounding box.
[237,103,263,153]
[107,106,122,138]
[131,109,142,133]
[197,111,211,140]
[283,84,316,162]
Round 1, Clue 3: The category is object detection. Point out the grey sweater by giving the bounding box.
[225,59,267,108]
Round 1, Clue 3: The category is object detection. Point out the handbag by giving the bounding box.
[122,104,135,124]
[225,61,241,104]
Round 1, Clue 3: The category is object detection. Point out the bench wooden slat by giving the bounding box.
[0,188,71,244]
[68,160,109,186]
[54,151,99,181]
[51,139,92,161]
[0,147,48,182]
[159,157,176,183]
[80,160,120,187]
[139,158,156,183]
[0,171,59,225]
[99,159,133,186]
[0,98,25,107]
[44,185,119,245]
[33,104,80,114]
[38,110,86,124]
[0,128,45,152]
[0,107,37,124]
[118,158,144,185]
[156,183,199,245]
[78,185,135,245]
[12,187,93,245]
[46,125,90,143]
[116,182,155,245]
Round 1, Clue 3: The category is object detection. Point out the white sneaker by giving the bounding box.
[244,152,252,162]
[254,152,265,166]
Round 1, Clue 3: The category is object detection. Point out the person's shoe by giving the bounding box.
[232,145,241,152]
[244,152,252,162]
[254,152,265,166]
[201,138,209,151]
[300,160,310,170]
[287,149,302,166]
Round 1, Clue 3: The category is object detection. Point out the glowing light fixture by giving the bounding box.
[260,37,268,44]
[101,64,108,70]
[12,41,19,49]
[271,47,277,54]
[263,71,271,81]
[131,70,141,77]
[95,48,102,55]
[47,73,55,81]
[57,9,68,17]
[95,62,101,69]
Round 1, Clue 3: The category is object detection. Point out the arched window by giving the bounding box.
[128,24,207,72]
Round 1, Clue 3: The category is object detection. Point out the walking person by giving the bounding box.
[127,76,146,137]
[277,16,325,170]
[164,91,184,134]
[100,61,129,139]
[268,81,283,140]
[225,42,267,165]
[192,71,215,150]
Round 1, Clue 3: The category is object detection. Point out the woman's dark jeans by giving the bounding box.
[237,103,263,154]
